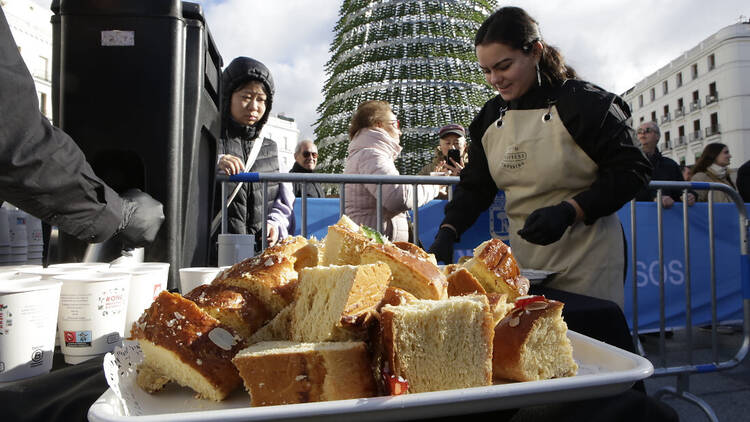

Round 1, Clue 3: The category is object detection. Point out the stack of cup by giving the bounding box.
[0,273,61,382]
[25,214,43,265]
[53,272,131,364]
[105,262,169,337]
[7,209,28,265]
[48,262,110,271]
[19,266,96,348]
[0,207,9,266]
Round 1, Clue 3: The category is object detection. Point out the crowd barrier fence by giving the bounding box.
[217,173,750,421]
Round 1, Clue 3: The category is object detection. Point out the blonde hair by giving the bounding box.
[348,100,392,140]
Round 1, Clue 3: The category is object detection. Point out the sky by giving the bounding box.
[38,0,748,139]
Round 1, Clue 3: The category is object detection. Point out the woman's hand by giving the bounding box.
[218,154,245,175]
[266,223,279,246]
[444,157,464,176]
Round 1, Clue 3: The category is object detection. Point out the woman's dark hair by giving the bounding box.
[693,143,728,174]
[474,7,577,86]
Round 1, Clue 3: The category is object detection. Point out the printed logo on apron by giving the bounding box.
[501,145,527,170]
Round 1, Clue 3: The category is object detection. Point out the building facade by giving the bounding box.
[623,21,750,171]
[259,113,300,173]
[3,0,53,120]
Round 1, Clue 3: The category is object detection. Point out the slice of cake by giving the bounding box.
[247,305,293,344]
[130,291,245,401]
[361,243,448,300]
[379,295,494,394]
[232,341,377,406]
[492,295,578,382]
[462,239,529,300]
[184,284,272,340]
[446,267,486,297]
[289,263,391,342]
[213,254,298,314]
[321,222,374,266]
[393,241,437,265]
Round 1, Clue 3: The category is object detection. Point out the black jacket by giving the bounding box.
[442,80,652,235]
[0,7,122,242]
[217,57,279,238]
[289,162,325,198]
[634,149,690,202]
[737,160,750,203]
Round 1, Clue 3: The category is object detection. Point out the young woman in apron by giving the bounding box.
[428,7,652,308]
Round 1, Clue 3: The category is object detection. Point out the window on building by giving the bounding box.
[664,131,671,149]
[691,63,698,79]
[663,104,669,116]
[651,111,656,122]
[649,87,655,101]
[708,82,717,96]
[693,119,701,132]
[709,112,719,136]
[678,125,685,137]
[692,90,699,102]
[708,54,715,71]
[638,94,643,107]
[40,92,47,116]
[677,98,684,110]
[662,80,668,95]
[676,72,683,87]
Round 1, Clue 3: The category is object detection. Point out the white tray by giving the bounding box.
[88,331,653,421]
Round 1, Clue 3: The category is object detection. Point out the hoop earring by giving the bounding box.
[536,63,542,87]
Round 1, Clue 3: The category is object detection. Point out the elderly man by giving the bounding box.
[289,139,325,198]
[634,121,695,207]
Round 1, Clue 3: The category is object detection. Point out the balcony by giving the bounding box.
[705,93,718,105]
[663,141,672,150]
[689,131,703,143]
[705,125,721,137]
[676,135,687,146]
[689,100,701,112]
[660,113,671,124]
[674,107,685,119]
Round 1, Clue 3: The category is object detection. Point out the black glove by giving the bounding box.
[517,201,576,246]
[118,189,165,248]
[428,226,457,264]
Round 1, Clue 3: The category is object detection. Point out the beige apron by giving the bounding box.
[482,106,624,307]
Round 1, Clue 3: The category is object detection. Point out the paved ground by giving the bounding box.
[640,323,750,421]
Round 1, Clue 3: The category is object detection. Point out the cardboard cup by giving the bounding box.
[0,275,61,382]
[53,272,131,364]
[178,267,221,294]
[101,265,168,337]
[217,234,255,267]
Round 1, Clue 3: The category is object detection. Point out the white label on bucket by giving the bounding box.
[101,30,135,46]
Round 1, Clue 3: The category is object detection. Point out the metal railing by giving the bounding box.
[216,172,459,250]
[629,181,750,422]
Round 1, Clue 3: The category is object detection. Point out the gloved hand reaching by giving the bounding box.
[428,226,457,264]
[118,189,165,248]
[517,201,576,246]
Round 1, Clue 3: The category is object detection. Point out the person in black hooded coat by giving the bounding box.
[213,57,294,255]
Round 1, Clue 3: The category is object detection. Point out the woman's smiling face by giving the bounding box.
[476,42,538,101]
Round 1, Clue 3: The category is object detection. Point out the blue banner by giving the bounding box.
[293,198,746,330]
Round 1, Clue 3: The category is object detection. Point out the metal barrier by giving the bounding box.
[217,174,750,420]
[216,172,459,250]
[630,181,750,422]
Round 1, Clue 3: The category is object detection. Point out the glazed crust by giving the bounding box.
[184,284,272,339]
[361,243,448,300]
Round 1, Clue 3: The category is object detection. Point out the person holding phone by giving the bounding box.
[427,7,651,308]
[419,124,469,199]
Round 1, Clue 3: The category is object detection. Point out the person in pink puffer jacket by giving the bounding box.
[343,100,440,242]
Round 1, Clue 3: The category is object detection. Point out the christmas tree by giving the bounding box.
[315,0,498,175]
